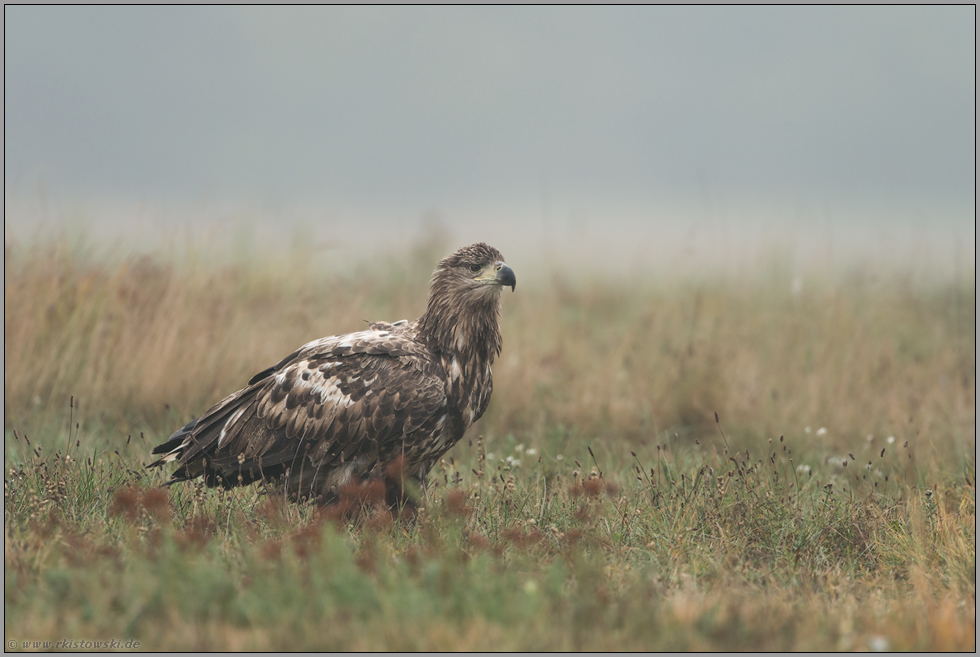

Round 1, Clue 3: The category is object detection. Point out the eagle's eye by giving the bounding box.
[468,264,482,273]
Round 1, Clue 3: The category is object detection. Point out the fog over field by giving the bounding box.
[4,6,975,276]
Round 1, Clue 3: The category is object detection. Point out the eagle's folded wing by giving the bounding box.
[150,328,445,492]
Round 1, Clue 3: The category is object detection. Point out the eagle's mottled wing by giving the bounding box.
[152,326,446,491]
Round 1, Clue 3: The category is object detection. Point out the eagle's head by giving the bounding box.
[419,243,515,356]
[433,242,516,299]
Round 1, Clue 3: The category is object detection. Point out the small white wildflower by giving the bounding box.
[487,453,495,462]
[887,436,895,444]
[526,448,537,456]
[815,427,827,436]
[556,454,564,461]
[804,426,812,434]
[515,443,524,453]
[505,456,521,467]
[796,465,811,474]
[868,636,889,652]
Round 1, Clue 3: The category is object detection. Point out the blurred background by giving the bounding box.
[4,6,975,276]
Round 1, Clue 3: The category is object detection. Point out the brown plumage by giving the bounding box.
[148,243,515,505]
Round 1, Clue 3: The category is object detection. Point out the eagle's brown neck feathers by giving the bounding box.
[417,269,503,366]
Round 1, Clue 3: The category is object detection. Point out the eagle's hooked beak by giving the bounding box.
[495,262,516,292]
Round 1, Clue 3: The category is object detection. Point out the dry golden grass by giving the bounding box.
[6,230,973,470]
[4,227,975,651]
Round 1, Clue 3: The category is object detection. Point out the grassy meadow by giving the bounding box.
[4,226,976,650]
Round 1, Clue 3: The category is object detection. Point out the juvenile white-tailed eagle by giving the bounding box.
[149,243,515,505]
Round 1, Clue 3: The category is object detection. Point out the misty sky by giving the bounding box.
[4,6,976,221]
